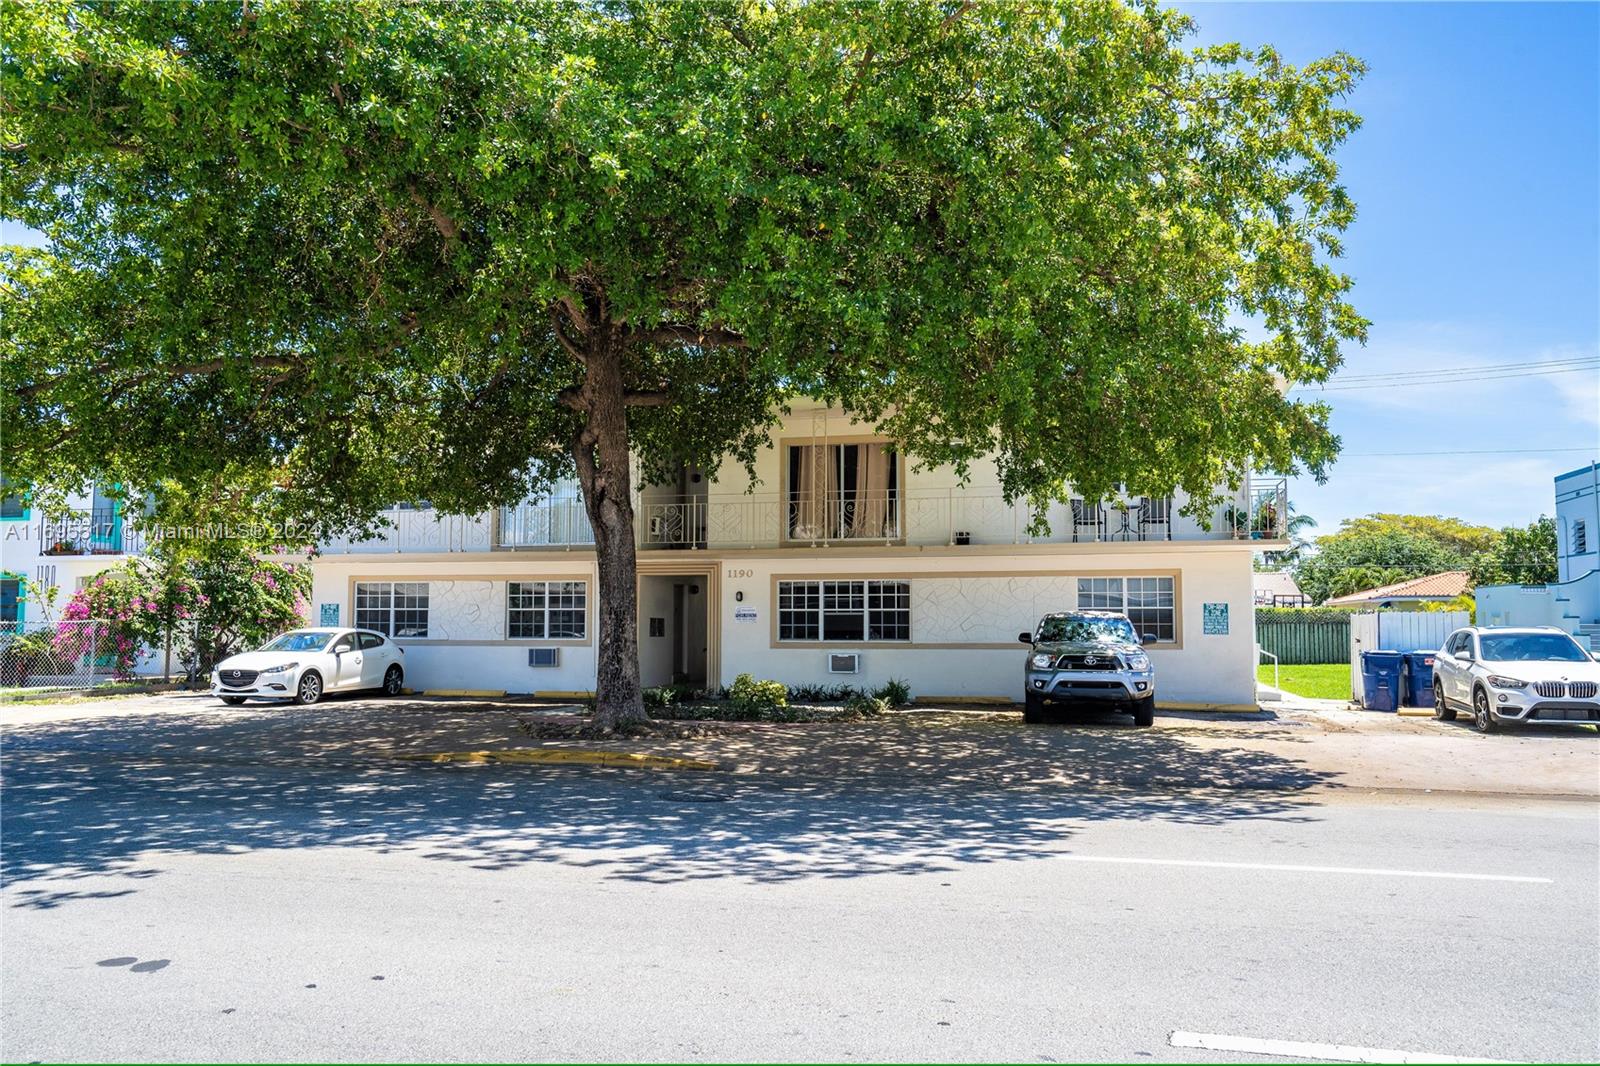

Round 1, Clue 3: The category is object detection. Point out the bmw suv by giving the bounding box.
[1433,626,1600,732]
[1019,611,1156,726]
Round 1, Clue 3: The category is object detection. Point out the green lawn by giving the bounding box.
[1257,662,1351,700]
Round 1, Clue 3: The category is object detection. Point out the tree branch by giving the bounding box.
[623,390,670,406]
[550,308,588,363]
[629,324,747,349]
[407,186,461,251]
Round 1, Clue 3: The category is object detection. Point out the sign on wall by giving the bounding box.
[1202,602,1229,636]
[319,602,340,626]
[733,606,758,624]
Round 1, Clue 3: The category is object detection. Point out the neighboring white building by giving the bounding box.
[0,481,139,628]
[1478,461,1600,650]
[309,403,1286,709]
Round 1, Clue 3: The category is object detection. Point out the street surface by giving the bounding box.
[2,694,1596,1063]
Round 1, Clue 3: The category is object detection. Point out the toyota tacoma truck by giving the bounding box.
[1019,610,1156,726]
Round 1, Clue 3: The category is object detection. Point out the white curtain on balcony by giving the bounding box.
[848,443,894,537]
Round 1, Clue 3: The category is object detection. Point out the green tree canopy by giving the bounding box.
[1470,516,1557,587]
[1292,528,1462,605]
[1318,513,1500,558]
[2,0,1366,726]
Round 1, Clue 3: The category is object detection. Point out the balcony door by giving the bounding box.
[787,442,899,541]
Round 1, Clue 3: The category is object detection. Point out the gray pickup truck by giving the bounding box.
[1019,611,1156,726]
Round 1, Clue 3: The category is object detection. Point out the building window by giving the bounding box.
[0,578,20,624]
[777,579,911,642]
[354,581,429,637]
[0,477,25,520]
[507,580,587,639]
[786,443,899,539]
[1077,576,1176,642]
[1575,520,1589,556]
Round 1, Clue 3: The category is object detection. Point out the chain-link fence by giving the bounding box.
[0,620,122,698]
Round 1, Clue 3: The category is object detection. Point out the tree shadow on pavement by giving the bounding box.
[1,699,1337,907]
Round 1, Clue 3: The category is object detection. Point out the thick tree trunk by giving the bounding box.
[571,331,648,731]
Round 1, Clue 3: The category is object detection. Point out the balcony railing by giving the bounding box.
[312,480,1286,555]
[37,509,130,556]
[500,498,594,548]
[319,509,492,553]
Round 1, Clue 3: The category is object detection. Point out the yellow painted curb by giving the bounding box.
[1396,707,1435,717]
[1158,701,1262,713]
[394,748,717,771]
[915,695,1014,706]
[533,690,595,700]
[421,689,507,698]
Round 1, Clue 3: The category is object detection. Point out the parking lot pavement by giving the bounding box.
[3,689,1595,799]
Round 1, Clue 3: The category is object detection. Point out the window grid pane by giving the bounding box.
[391,582,429,638]
[507,581,546,639]
[354,582,392,635]
[867,580,910,641]
[548,581,587,639]
[778,581,821,641]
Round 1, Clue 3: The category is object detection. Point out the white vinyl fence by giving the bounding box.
[1348,611,1470,706]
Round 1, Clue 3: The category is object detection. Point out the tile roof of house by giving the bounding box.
[1325,570,1473,606]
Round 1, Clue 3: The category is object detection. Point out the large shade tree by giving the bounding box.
[2,0,1366,728]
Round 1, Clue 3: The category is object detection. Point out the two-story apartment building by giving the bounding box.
[0,481,137,629]
[309,404,1286,708]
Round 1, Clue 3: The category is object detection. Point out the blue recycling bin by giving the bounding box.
[1360,650,1404,712]
[1402,650,1438,708]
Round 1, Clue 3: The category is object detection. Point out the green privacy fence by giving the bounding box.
[1256,610,1351,665]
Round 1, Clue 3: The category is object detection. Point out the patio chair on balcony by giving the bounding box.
[1070,499,1103,542]
[1137,496,1172,541]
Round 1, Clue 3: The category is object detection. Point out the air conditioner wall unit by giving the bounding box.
[827,652,861,675]
[529,648,560,668]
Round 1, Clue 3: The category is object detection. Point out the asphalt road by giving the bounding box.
[2,698,1597,1063]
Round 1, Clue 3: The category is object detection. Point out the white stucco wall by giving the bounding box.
[715,545,1257,708]
[309,542,1258,707]
[309,555,599,694]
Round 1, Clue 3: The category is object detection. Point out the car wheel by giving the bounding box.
[1023,692,1048,724]
[382,664,404,696]
[1472,686,1496,733]
[220,696,247,706]
[1132,695,1155,728]
[1433,683,1456,721]
[296,670,323,706]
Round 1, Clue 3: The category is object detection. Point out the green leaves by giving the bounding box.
[4,0,1364,530]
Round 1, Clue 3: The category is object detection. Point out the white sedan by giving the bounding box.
[211,628,405,705]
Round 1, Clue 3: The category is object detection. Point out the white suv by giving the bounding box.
[1433,626,1600,732]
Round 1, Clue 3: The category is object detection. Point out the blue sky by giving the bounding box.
[1180,1,1599,533]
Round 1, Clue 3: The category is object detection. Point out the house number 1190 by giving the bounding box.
[726,568,754,579]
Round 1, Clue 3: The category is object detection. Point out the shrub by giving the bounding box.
[642,685,677,709]
[872,677,912,708]
[844,692,890,716]
[729,672,788,713]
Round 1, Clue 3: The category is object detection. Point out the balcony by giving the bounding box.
[318,508,492,554]
[312,478,1288,555]
[38,510,131,556]
[499,497,594,548]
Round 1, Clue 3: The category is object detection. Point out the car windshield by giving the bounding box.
[1479,633,1590,663]
[1037,616,1137,644]
[260,631,335,653]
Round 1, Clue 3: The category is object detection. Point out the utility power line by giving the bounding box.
[1321,355,1597,383]
[1293,362,1599,392]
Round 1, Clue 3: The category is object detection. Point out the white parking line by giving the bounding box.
[1169,1030,1517,1063]
[1058,854,1551,883]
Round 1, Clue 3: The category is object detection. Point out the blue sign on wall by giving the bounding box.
[319,602,340,627]
[1202,602,1229,636]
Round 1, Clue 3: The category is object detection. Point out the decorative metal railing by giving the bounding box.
[311,479,1287,554]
